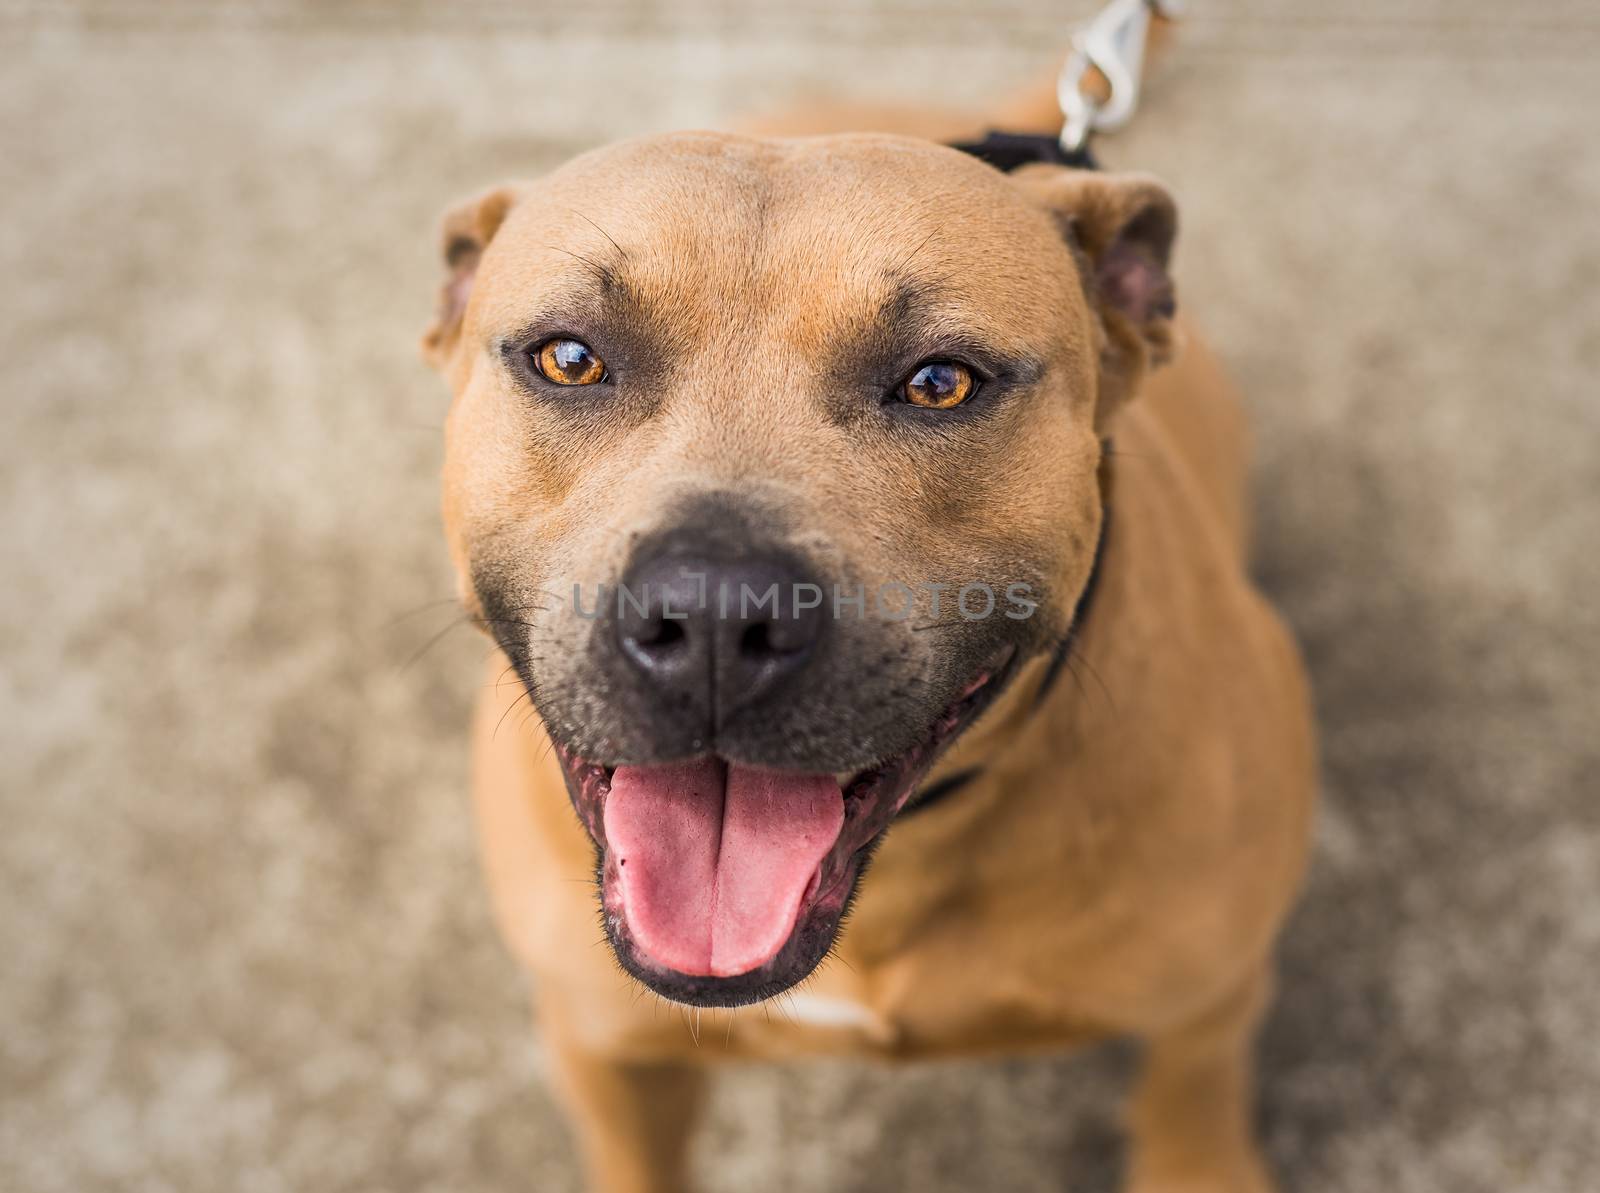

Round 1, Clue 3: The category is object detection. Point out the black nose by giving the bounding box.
[614,552,826,725]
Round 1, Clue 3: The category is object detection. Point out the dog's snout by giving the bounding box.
[615,551,825,725]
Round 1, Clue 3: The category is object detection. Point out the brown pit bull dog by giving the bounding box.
[421,77,1315,1193]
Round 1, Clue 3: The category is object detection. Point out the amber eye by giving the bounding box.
[900,360,977,409]
[532,338,607,386]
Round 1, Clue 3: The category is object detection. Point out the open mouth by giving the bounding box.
[551,644,1019,1007]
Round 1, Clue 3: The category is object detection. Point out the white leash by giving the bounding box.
[1057,0,1184,157]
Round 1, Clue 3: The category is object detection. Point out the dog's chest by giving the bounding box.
[728,946,1100,1059]
[776,991,891,1034]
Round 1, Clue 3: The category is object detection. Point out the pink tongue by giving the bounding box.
[603,759,844,978]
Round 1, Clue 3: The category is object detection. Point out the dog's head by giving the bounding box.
[424,131,1177,1006]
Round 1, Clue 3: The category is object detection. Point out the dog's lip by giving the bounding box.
[551,643,1020,1005]
[557,644,1015,808]
[846,644,1015,794]
[558,644,1015,793]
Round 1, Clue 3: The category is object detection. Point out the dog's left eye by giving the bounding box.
[532,337,607,386]
[899,360,977,410]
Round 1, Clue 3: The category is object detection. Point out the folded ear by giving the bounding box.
[420,185,521,370]
[1012,165,1179,428]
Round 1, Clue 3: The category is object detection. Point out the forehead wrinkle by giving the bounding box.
[805,265,1021,363]
[540,239,664,321]
[566,206,629,261]
[482,264,647,354]
[559,199,774,347]
[755,188,1017,340]
[543,243,619,292]
[491,191,668,318]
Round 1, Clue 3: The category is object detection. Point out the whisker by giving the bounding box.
[492,687,536,742]
[493,601,555,617]
[775,992,799,1028]
[545,244,612,281]
[909,227,939,258]
[382,596,465,630]
[1068,642,1117,713]
[398,614,472,673]
[1062,653,1091,708]
[475,616,545,634]
[568,208,627,259]
[488,661,522,693]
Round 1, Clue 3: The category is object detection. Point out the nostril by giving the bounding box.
[614,548,823,712]
[640,618,686,651]
[744,615,815,659]
[740,621,772,658]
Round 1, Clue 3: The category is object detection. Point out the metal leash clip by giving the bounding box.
[1058,0,1184,156]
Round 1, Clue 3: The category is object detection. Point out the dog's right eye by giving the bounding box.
[531,338,607,386]
[899,360,977,410]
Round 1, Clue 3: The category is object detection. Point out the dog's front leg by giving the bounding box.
[539,1005,708,1193]
[1124,967,1275,1193]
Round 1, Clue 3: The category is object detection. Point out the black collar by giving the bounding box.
[946,129,1099,173]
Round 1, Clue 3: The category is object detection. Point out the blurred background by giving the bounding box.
[3,1,1597,1190]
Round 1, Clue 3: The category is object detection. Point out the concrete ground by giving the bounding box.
[2,1,1597,1190]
